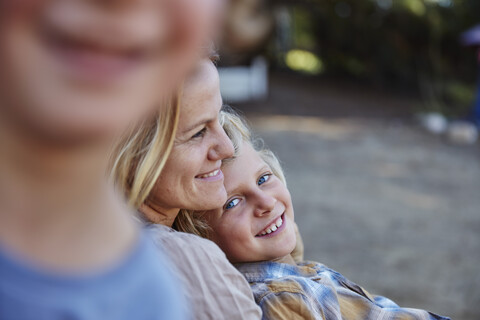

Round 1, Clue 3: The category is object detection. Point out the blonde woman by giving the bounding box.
[112,57,262,319]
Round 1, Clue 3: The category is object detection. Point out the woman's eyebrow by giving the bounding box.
[181,117,214,135]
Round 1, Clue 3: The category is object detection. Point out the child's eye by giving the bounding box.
[225,198,240,210]
[192,127,207,139]
[257,173,271,186]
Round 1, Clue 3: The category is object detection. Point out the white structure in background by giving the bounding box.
[446,121,478,145]
[218,56,268,103]
[417,112,478,144]
[417,112,448,134]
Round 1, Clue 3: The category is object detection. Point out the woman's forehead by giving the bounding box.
[184,59,217,88]
[180,59,220,115]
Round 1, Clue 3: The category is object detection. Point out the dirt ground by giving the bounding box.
[233,72,480,320]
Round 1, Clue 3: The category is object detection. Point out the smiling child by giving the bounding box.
[174,109,450,320]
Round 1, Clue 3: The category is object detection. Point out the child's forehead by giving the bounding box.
[226,142,263,166]
[223,143,269,184]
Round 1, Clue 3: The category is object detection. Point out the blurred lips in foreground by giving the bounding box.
[38,7,166,83]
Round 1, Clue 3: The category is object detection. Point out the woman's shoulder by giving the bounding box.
[146,224,226,261]
[145,224,262,320]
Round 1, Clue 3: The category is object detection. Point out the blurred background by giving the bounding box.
[217,0,480,319]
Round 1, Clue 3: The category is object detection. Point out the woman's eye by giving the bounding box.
[192,127,207,139]
[258,174,271,186]
[225,198,240,210]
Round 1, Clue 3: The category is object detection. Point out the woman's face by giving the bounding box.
[148,59,234,214]
[204,142,297,264]
[0,0,210,142]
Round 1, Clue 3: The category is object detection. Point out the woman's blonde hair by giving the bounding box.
[111,49,220,212]
[173,106,286,237]
[110,93,180,209]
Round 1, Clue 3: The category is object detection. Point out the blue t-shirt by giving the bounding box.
[0,230,189,320]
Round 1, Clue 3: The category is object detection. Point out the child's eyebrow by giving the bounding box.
[239,163,271,188]
[224,161,271,196]
[256,164,270,175]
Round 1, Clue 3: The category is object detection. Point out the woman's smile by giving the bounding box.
[196,169,224,181]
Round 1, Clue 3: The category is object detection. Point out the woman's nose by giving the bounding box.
[253,191,276,217]
[208,126,234,160]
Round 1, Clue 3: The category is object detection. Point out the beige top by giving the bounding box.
[148,224,262,320]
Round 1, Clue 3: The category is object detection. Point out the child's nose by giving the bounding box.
[253,192,276,217]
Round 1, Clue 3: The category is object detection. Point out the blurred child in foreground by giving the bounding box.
[175,109,450,320]
[0,0,216,319]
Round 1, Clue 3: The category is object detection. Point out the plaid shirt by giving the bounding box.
[236,261,450,320]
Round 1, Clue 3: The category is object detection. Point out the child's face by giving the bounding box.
[0,0,204,141]
[204,142,297,263]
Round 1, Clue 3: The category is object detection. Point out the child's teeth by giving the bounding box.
[276,217,283,227]
[257,215,285,236]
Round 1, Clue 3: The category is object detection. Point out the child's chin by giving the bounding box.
[285,237,298,254]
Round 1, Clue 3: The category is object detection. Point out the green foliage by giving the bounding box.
[276,0,479,115]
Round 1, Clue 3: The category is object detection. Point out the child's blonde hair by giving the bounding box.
[173,106,286,237]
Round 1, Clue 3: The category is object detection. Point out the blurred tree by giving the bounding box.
[273,0,480,116]
[220,0,275,65]
[219,0,479,116]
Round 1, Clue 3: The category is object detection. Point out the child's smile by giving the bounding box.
[256,213,286,237]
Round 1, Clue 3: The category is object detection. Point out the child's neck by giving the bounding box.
[272,254,296,266]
